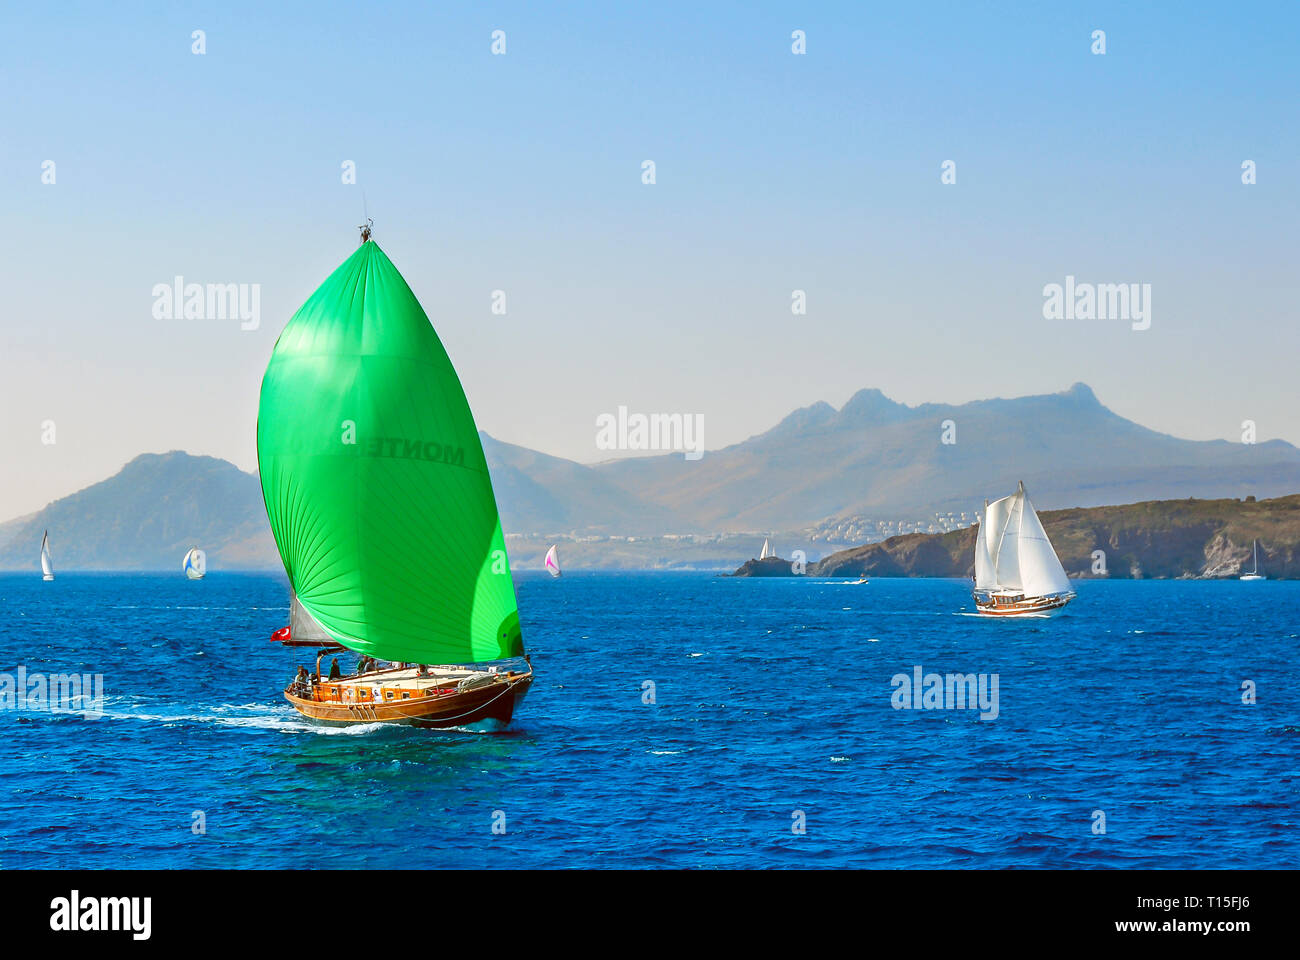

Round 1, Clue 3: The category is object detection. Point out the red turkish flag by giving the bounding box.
[270,626,291,643]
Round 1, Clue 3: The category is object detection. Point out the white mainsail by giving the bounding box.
[975,482,1070,596]
[989,492,1022,589]
[759,538,772,559]
[1016,493,1072,597]
[544,544,561,578]
[183,547,207,580]
[40,530,54,581]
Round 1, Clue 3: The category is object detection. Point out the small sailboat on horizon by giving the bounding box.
[973,481,1075,616]
[40,530,54,581]
[759,538,773,560]
[1240,539,1266,581]
[545,544,561,578]
[183,547,206,580]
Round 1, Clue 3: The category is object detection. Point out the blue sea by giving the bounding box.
[1,572,1296,869]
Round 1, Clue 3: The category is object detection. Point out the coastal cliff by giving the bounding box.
[732,495,1300,579]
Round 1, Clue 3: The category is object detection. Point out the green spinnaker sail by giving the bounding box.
[257,241,523,664]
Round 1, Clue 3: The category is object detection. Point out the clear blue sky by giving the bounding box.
[2,1,1297,516]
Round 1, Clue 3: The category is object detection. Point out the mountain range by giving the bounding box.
[584,382,1300,530]
[2,384,1297,570]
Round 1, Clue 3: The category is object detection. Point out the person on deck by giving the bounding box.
[328,658,341,680]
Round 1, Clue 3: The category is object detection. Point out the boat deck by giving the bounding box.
[295,664,526,707]
[333,666,487,691]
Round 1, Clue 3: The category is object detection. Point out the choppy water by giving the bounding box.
[1,572,1296,868]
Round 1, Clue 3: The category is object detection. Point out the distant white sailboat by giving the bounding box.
[40,530,54,581]
[544,544,561,578]
[973,482,1075,616]
[759,538,773,560]
[183,546,207,580]
[1240,539,1266,581]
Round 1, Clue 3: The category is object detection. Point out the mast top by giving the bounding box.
[358,218,373,244]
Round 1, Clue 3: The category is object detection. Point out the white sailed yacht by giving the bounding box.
[544,544,561,578]
[1240,540,1266,581]
[40,530,54,581]
[973,481,1075,616]
[183,547,207,580]
[759,538,773,560]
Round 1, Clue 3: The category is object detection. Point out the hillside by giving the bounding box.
[780,494,1300,580]
[480,433,672,536]
[0,452,277,571]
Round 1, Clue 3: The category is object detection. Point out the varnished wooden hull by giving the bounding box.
[285,673,532,729]
[973,593,1073,617]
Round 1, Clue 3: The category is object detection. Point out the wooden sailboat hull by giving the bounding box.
[285,673,532,729]
[973,593,1074,617]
